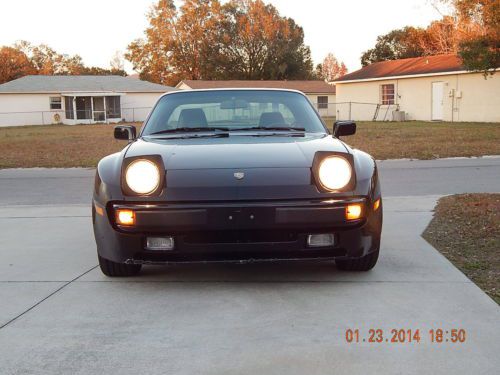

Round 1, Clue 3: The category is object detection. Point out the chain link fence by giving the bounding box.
[1,102,402,127]
[0,107,153,127]
[310,102,337,118]
[312,102,402,121]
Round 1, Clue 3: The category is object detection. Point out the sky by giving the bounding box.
[0,0,445,75]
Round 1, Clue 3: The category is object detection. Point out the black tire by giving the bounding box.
[335,250,379,271]
[98,255,142,277]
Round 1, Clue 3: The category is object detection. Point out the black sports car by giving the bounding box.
[92,89,382,276]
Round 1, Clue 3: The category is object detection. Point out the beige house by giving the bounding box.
[334,54,500,122]
[176,80,336,117]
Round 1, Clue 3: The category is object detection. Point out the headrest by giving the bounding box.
[259,112,286,127]
[178,108,208,128]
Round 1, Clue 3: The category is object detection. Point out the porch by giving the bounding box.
[62,93,124,124]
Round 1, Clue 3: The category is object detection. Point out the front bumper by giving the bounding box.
[93,198,382,264]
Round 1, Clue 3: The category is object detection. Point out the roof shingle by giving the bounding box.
[178,80,336,94]
[335,54,466,82]
[0,75,176,93]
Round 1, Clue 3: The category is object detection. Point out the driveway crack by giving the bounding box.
[0,265,98,330]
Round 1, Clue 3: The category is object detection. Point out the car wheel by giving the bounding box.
[335,250,379,271]
[98,255,142,277]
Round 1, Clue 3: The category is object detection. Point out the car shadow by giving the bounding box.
[128,261,353,282]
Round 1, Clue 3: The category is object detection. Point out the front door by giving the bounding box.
[93,97,105,122]
[431,82,444,121]
[75,97,91,119]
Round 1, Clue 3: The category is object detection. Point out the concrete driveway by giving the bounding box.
[0,158,499,374]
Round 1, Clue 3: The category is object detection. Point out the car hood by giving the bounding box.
[125,133,348,170]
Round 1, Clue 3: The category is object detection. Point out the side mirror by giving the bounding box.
[333,121,356,137]
[114,125,136,141]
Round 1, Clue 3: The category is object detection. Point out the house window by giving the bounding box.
[317,96,328,109]
[105,96,121,119]
[50,96,62,110]
[380,84,395,105]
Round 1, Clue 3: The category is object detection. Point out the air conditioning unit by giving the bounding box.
[392,110,406,121]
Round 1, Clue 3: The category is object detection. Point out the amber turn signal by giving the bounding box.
[94,202,104,216]
[116,209,135,226]
[374,198,381,211]
[346,204,363,221]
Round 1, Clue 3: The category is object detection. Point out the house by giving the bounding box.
[176,80,336,117]
[0,75,176,126]
[334,54,500,122]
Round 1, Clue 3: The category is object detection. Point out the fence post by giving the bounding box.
[132,108,135,123]
[348,102,352,121]
[41,111,44,126]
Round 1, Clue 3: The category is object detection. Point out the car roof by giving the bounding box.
[157,88,308,100]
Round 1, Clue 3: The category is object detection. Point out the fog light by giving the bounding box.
[116,209,135,226]
[307,233,335,247]
[346,204,363,220]
[146,237,175,251]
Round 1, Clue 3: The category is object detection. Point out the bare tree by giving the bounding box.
[317,53,347,81]
[110,51,125,71]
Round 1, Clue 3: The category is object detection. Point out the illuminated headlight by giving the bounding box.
[318,156,352,190]
[125,159,160,195]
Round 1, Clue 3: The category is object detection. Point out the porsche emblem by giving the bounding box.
[234,172,245,180]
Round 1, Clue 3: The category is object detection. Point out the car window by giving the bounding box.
[165,102,296,127]
[142,90,326,135]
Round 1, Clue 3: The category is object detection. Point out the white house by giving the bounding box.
[334,54,500,122]
[176,80,336,117]
[0,75,176,126]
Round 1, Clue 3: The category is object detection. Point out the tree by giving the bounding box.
[110,51,125,71]
[0,41,127,83]
[221,0,313,79]
[14,41,86,75]
[445,0,500,74]
[316,53,347,81]
[361,1,499,75]
[361,27,427,66]
[15,41,58,74]
[10,41,127,78]
[126,0,314,84]
[0,47,36,84]
[77,66,128,76]
[126,0,227,85]
[360,17,466,66]
[417,16,458,55]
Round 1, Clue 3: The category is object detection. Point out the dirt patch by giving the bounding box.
[423,194,500,304]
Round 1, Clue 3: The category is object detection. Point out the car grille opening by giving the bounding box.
[183,230,298,244]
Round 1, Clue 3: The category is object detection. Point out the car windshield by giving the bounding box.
[142,90,326,136]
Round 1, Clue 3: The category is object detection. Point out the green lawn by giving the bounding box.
[0,121,499,168]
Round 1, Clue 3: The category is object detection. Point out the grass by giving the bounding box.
[330,121,500,160]
[0,123,142,168]
[0,121,499,168]
[423,194,500,304]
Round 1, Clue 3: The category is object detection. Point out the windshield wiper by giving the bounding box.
[156,133,229,140]
[148,127,229,135]
[231,126,306,132]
